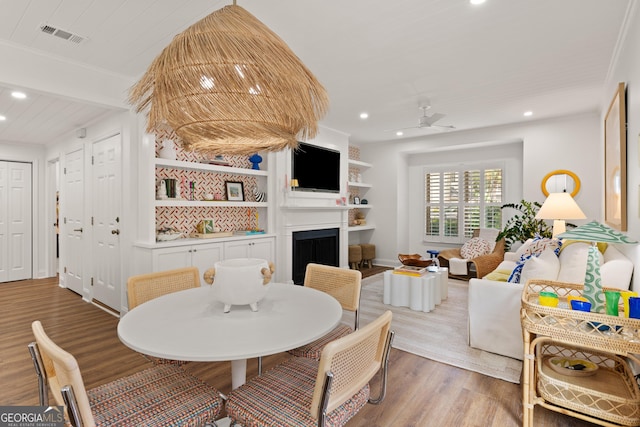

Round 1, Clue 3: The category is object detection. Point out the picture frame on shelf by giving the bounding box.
[226,181,245,201]
[604,82,627,231]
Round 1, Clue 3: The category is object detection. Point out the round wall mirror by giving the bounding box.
[541,169,581,197]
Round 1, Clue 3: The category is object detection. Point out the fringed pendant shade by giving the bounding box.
[129,4,329,155]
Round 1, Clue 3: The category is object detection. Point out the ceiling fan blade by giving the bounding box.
[422,112,445,126]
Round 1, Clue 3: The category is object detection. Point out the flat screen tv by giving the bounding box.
[292,143,341,193]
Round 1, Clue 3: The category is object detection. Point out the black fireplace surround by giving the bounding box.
[292,228,339,285]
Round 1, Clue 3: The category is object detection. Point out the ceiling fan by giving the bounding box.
[396,105,456,132]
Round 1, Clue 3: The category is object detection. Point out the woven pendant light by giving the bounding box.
[129,3,329,155]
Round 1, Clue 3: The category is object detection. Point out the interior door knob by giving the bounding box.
[111,229,120,235]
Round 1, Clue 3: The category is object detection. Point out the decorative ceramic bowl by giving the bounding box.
[209,258,272,313]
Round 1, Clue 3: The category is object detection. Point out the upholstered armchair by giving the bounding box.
[438,229,505,280]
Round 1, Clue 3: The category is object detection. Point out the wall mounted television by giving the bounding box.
[292,142,341,193]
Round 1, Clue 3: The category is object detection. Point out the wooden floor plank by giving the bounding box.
[0,276,599,426]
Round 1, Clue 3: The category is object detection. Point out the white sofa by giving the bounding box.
[468,243,634,360]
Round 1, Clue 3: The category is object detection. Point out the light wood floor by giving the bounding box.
[0,277,598,426]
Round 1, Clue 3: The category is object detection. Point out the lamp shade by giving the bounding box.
[535,192,586,237]
[557,221,636,313]
[535,192,586,220]
[129,5,329,155]
[556,220,637,244]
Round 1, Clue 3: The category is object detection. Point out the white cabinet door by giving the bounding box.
[152,246,193,272]
[251,238,274,262]
[224,237,274,261]
[191,242,224,285]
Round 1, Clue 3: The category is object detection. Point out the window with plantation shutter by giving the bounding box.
[424,164,503,243]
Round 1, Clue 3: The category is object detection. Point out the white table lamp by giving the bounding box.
[535,192,586,237]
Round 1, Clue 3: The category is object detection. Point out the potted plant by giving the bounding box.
[496,200,553,251]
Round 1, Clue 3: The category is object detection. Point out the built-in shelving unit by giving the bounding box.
[155,158,268,177]
[347,158,374,236]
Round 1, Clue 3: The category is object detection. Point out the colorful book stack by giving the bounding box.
[393,265,428,277]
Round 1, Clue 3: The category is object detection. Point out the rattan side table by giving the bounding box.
[521,280,640,427]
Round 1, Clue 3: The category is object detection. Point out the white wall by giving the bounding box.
[602,2,640,291]
[361,112,601,265]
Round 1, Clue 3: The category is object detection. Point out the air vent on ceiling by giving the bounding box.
[39,24,87,44]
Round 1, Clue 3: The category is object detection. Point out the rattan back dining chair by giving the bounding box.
[226,310,394,427]
[127,266,200,309]
[289,263,362,360]
[29,320,223,427]
[127,267,201,366]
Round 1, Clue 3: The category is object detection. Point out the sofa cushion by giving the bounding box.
[460,237,492,259]
[519,248,560,285]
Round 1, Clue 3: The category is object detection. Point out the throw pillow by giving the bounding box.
[508,237,561,283]
[484,268,513,282]
[519,248,561,285]
[460,237,491,259]
[560,239,608,254]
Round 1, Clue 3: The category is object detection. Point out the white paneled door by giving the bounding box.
[63,147,85,294]
[0,161,32,282]
[92,134,122,311]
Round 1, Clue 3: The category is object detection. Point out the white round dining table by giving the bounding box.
[117,283,342,389]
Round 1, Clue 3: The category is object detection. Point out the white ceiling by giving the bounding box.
[0,0,634,146]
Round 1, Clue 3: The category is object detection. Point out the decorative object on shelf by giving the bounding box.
[349,172,356,182]
[196,218,217,234]
[290,179,299,191]
[203,155,231,166]
[253,188,266,202]
[357,172,362,182]
[541,169,581,197]
[604,82,627,231]
[361,199,368,204]
[157,179,168,200]
[249,153,262,170]
[535,192,586,237]
[557,221,638,313]
[189,181,196,201]
[353,196,360,205]
[165,178,177,198]
[156,227,183,241]
[158,139,177,160]
[204,193,214,201]
[548,357,598,377]
[204,259,275,313]
[129,4,328,156]
[226,181,245,201]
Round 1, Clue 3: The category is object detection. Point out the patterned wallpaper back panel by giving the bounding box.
[154,128,362,234]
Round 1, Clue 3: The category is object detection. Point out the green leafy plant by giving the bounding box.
[496,200,553,251]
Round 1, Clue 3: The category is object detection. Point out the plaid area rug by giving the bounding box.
[345,273,522,384]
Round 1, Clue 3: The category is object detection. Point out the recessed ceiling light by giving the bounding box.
[359,112,369,119]
[470,0,486,5]
[524,111,533,117]
[0,115,6,121]
[11,91,27,99]
[396,131,403,136]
